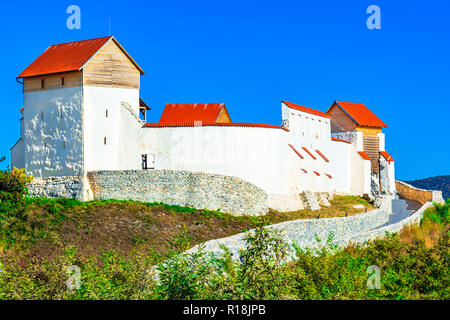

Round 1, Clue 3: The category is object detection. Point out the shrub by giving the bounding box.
[0,167,33,222]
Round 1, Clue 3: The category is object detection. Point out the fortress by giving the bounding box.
[10,36,396,215]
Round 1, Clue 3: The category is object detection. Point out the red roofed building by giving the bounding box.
[326,100,389,174]
[159,103,231,124]
[10,36,396,207]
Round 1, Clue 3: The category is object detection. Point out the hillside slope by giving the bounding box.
[404,175,450,201]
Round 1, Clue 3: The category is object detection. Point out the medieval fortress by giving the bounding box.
[11,36,400,215]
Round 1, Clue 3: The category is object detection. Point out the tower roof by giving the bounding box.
[159,103,228,124]
[328,101,387,128]
[17,36,144,78]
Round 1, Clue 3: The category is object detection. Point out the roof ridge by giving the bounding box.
[282,100,329,118]
[48,36,112,47]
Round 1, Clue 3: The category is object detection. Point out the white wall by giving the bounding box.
[117,104,289,194]
[83,86,139,172]
[10,138,25,169]
[22,86,84,177]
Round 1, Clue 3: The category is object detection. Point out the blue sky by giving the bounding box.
[0,0,449,180]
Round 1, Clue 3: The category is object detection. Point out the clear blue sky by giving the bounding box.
[1,0,449,180]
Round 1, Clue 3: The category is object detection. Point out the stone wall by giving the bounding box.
[87,170,268,216]
[186,207,390,258]
[28,176,84,200]
[396,180,444,204]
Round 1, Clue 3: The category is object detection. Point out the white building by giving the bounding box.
[11,36,396,204]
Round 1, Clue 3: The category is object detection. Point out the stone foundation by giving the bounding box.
[28,176,84,200]
[87,170,268,216]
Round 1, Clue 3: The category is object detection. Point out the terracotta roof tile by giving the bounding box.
[288,144,304,159]
[143,122,289,131]
[315,149,329,162]
[301,168,308,173]
[331,137,351,144]
[313,171,320,176]
[301,147,317,160]
[282,101,329,118]
[358,151,371,160]
[159,103,226,124]
[18,36,144,78]
[325,173,332,179]
[379,151,394,162]
[331,101,387,128]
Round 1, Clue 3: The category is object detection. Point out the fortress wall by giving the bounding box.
[28,176,84,200]
[86,170,269,216]
[185,207,390,258]
[23,87,84,178]
[395,180,444,204]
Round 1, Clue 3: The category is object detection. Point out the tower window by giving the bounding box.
[41,79,45,89]
[104,137,107,145]
[61,77,65,86]
[63,140,66,149]
[106,109,108,118]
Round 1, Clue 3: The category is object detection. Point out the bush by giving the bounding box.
[0,167,33,222]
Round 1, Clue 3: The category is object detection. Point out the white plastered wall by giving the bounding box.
[117,104,289,194]
[282,102,336,193]
[22,86,84,177]
[83,86,139,172]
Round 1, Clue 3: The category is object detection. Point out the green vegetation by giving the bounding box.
[0,168,448,299]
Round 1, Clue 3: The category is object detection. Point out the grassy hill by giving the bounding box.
[404,175,450,201]
[0,196,373,263]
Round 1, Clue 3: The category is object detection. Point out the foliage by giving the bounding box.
[422,199,449,226]
[0,167,33,226]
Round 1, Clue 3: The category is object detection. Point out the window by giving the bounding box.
[61,77,65,86]
[142,154,155,170]
[104,137,107,145]
[40,111,44,120]
[62,140,66,149]
[41,79,45,89]
[106,109,108,118]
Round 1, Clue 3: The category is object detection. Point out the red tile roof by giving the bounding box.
[301,168,308,173]
[313,171,320,176]
[282,101,330,119]
[331,137,351,144]
[301,147,317,160]
[315,149,330,162]
[159,103,228,124]
[17,36,144,78]
[143,122,289,131]
[325,173,332,179]
[379,151,394,162]
[358,151,371,160]
[288,144,304,159]
[330,101,387,128]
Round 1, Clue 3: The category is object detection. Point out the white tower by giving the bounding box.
[11,36,145,178]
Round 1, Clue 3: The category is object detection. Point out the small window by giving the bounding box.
[62,140,66,149]
[104,137,107,145]
[41,79,45,89]
[142,154,155,170]
[40,111,44,120]
[106,109,108,118]
[61,77,65,86]
[44,142,47,148]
